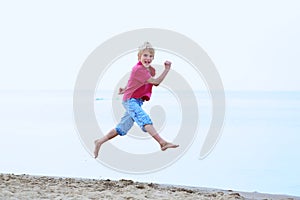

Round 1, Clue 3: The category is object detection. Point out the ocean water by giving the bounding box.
[0,90,299,197]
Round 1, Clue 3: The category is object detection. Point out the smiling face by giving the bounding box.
[139,49,154,68]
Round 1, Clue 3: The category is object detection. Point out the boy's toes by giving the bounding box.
[161,142,179,151]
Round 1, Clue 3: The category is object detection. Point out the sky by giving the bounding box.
[0,0,300,91]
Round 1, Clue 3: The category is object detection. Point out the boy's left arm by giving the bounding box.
[150,66,159,86]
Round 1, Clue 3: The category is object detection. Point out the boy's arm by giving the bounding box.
[147,61,171,86]
[118,84,127,94]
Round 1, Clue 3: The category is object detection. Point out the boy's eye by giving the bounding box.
[142,53,153,59]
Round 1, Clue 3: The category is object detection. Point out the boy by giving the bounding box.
[94,42,179,158]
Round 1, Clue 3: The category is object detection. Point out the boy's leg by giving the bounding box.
[94,129,118,158]
[94,110,134,158]
[144,124,179,151]
[126,98,179,151]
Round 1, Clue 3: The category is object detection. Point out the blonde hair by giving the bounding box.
[137,42,155,59]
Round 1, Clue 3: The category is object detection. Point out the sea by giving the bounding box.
[0,90,299,197]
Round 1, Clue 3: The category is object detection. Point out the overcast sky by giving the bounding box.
[0,0,299,91]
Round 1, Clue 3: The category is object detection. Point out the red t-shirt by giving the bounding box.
[123,62,156,101]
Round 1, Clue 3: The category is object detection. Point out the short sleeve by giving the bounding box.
[149,66,156,77]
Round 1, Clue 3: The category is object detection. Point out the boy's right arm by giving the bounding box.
[118,84,127,94]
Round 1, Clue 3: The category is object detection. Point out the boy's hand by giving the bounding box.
[164,61,172,70]
[118,87,125,94]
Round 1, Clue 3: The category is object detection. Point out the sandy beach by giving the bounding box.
[0,174,298,200]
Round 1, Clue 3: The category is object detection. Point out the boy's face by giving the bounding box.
[139,50,154,68]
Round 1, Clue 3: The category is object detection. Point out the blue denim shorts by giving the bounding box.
[115,98,153,136]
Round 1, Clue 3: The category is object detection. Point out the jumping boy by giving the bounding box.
[94,42,179,158]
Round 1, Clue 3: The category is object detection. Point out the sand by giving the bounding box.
[0,173,298,200]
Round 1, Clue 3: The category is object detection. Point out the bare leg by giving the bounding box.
[144,124,179,151]
[94,129,118,158]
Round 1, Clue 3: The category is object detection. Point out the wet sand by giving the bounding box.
[0,174,298,200]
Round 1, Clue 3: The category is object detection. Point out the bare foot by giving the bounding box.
[161,142,179,151]
[94,139,102,158]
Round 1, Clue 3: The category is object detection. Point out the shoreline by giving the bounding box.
[1,173,299,200]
